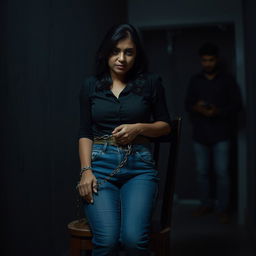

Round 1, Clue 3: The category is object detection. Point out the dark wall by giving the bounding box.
[0,1,127,255]
[243,0,256,239]
[128,0,241,27]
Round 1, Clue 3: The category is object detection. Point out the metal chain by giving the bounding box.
[94,134,132,187]
[75,134,133,220]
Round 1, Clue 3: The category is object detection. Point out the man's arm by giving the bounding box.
[217,77,243,117]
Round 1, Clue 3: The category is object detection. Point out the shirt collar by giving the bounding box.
[103,82,133,97]
[199,70,222,80]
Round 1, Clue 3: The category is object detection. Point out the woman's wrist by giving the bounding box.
[135,121,171,137]
[81,169,93,176]
[80,166,93,176]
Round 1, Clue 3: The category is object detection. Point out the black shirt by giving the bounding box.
[78,72,172,141]
[185,71,242,145]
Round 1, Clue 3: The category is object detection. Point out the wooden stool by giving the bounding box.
[68,218,93,255]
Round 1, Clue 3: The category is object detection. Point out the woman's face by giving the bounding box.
[108,36,137,78]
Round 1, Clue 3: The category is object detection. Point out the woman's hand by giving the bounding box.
[112,123,141,145]
[77,170,98,204]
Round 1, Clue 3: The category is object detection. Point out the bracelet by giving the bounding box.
[80,166,93,175]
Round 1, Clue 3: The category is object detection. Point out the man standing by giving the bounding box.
[185,42,242,224]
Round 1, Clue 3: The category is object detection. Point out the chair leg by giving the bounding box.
[70,236,81,256]
[154,234,170,256]
[164,236,171,256]
[154,236,165,256]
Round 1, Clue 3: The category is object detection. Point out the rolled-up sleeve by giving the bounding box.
[77,78,94,141]
[151,74,172,125]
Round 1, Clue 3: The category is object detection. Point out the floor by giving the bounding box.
[170,203,256,256]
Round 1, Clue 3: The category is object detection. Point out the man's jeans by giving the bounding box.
[193,140,230,213]
[83,142,159,256]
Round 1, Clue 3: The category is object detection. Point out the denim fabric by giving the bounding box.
[83,142,160,256]
[193,140,230,212]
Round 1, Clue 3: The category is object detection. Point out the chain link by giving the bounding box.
[94,134,132,187]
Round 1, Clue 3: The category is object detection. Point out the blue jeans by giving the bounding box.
[193,140,230,212]
[83,142,160,256]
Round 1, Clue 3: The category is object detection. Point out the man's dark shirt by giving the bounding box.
[78,73,172,141]
[185,71,242,145]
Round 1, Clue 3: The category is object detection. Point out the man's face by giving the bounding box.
[200,55,218,74]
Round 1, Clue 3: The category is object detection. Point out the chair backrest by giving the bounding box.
[150,117,182,230]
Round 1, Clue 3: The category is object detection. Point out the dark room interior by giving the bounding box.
[0,0,255,255]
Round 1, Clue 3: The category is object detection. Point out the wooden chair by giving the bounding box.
[67,117,182,256]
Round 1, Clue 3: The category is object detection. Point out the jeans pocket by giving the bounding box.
[135,150,156,165]
[91,149,103,161]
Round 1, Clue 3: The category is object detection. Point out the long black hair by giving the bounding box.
[94,23,148,94]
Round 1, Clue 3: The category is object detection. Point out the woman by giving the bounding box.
[77,23,171,255]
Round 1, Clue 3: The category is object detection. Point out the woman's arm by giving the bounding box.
[78,138,93,169]
[78,138,98,204]
[135,121,171,137]
[112,121,171,144]
[77,78,97,203]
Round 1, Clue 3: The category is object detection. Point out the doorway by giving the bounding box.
[141,24,238,211]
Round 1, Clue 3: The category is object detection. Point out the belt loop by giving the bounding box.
[102,141,108,152]
[117,145,121,154]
